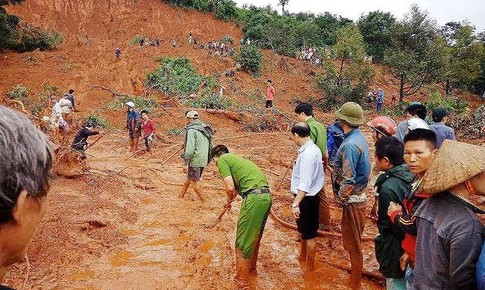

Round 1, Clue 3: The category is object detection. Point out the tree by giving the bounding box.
[384,5,446,102]
[357,10,396,62]
[440,23,485,95]
[237,45,263,76]
[317,24,374,109]
[277,0,288,14]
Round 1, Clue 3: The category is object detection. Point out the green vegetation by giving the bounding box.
[106,96,160,110]
[6,84,29,100]
[185,92,232,109]
[384,5,446,102]
[167,128,185,136]
[316,25,374,110]
[424,92,468,114]
[145,57,204,96]
[15,23,63,52]
[237,45,263,76]
[1,1,62,51]
[85,113,110,129]
[357,11,396,62]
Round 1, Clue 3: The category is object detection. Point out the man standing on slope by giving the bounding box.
[265,79,275,108]
[332,102,371,290]
[290,122,324,270]
[179,110,213,202]
[211,145,272,290]
[295,102,332,231]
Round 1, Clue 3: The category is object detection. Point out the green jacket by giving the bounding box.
[183,120,213,167]
[307,117,327,155]
[374,164,413,278]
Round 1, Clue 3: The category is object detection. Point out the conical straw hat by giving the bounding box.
[420,140,485,195]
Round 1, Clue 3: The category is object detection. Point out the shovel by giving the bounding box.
[206,206,229,229]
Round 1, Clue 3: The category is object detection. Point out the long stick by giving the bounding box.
[161,147,183,167]
[275,152,298,192]
[85,133,106,151]
[207,207,228,228]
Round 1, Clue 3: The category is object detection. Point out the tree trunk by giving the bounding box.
[337,58,345,87]
[399,75,405,102]
[445,79,451,96]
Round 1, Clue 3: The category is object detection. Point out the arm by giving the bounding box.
[336,144,358,205]
[292,190,307,218]
[87,130,100,136]
[450,231,484,288]
[388,202,417,236]
[183,129,196,161]
[222,176,238,208]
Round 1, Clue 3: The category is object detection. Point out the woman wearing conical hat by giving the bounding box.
[411,140,485,290]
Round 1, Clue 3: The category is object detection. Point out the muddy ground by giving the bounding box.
[3,120,384,290]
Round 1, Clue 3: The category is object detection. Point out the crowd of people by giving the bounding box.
[2,90,485,290]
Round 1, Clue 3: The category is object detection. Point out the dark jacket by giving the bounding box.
[412,191,485,290]
[71,127,99,150]
[375,164,413,278]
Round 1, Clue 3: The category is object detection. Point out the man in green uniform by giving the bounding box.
[295,102,332,230]
[211,145,272,290]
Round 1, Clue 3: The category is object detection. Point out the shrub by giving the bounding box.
[15,23,62,52]
[145,57,203,96]
[6,84,29,100]
[105,96,160,110]
[85,114,110,129]
[167,128,185,136]
[424,91,468,114]
[220,34,234,44]
[237,45,263,76]
[185,92,232,109]
[130,35,146,45]
[214,0,238,21]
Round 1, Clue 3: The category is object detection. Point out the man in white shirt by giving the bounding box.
[289,122,324,270]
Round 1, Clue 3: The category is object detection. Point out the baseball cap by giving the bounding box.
[432,107,450,122]
[185,110,199,119]
[125,101,135,108]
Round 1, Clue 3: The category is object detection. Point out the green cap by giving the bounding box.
[335,102,365,126]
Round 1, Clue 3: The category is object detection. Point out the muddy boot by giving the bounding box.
[235,249,250,290]
[192,182,206,202]
[349,250,363,289]
[179,180,190,198]
[250,236,262,274]
[133,138,139,151]
[306,238,317,270]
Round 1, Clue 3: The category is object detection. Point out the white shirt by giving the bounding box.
[290,140,324,196]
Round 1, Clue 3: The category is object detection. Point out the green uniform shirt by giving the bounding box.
[216,153,268,195]
[307,117,327,155]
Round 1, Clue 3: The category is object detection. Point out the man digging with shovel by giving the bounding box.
[211,145,272,290]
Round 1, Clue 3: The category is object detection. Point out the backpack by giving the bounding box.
[327,122,344,166]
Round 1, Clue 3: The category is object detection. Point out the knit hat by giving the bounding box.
[335,102,364,126]
[420,140,485,195]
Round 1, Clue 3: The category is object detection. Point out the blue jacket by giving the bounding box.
[327,121,344,166]
[332,128,370,204]
[429,122,455,148]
